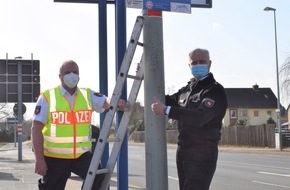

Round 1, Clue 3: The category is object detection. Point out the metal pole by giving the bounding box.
[143,10,168,190]
[14,115,17,147]
[115,1,128,189]
[17,60,23,161]
[264,7,282,150]
[273,10,282,151]
[98,0,109,167]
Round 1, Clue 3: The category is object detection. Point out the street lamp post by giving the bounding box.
[264,6,282,150]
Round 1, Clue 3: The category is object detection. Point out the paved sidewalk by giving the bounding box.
[0,141,121,190]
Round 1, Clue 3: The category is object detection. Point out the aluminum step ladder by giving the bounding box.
[82,15,145,190]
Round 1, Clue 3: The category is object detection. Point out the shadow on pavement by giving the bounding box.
[0,172,20,181]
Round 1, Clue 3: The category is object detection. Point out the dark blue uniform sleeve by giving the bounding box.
[166,85,228,128]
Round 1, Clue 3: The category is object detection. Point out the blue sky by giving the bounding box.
[1,0,290,118]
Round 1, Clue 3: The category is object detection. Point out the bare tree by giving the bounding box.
[280,57,290,107]
[0,103,11,121]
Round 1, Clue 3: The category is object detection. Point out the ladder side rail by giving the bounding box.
[100,56,144,190]
[92,15,145,162]
[82,16,145,190]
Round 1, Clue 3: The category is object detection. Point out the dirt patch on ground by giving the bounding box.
[0,142,7,148]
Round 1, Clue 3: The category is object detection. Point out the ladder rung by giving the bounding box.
[107,137,121,143]
[127,74,143,80]
[137,42,144,47]
[96,168,109,175]
[82,15,145,190]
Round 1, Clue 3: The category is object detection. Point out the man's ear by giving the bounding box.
[208,60,212,69]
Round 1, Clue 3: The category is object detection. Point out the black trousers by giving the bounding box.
[176,143,218,190]
[39,152,103,190]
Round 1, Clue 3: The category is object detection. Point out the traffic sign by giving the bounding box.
[126,0,212,11]
[13,103,27,116]
[7,117,17,124]
[0,59,39,75]
[0,59,40,103]
[143,0,191,13]
[55,0,212,9]
[54,0,115,3]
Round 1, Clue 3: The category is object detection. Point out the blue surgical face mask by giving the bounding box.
[191,64,209,79]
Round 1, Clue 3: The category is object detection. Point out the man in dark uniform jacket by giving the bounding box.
[151,48,228,190]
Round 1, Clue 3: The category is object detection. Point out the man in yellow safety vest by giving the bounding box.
[31,60,126,190]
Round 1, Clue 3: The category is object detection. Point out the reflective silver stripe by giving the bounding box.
[49,89,57,137]
[79,88,92,110]
[44,147,90,154]
[50,124,56,137]
[44,136,90,143]
[49,89,56,112]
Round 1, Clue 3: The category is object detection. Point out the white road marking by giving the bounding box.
[168,176,179,181]
[258,171,290,178]
[0,167,14,170]
[110,175,179,189]
[253,181,290,189]
[219,161,290,170]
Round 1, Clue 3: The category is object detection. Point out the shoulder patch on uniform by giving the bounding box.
[94,92,103,97]
[34,106,41,115]
[204,98,215,108]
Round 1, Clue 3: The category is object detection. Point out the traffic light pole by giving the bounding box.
[17,60,23,161]
[143,10,168,190]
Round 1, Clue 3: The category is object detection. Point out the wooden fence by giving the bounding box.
[131,124,278,148]
[219,124,276,148]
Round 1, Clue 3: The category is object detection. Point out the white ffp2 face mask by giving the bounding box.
[63,72,79,88]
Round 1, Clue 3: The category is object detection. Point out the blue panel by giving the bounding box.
[143,0,191,11]
[53,0,115,4]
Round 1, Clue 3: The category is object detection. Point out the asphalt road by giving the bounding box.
[126,144,290,190]
[212,152,290,190]
[1,142,289,190]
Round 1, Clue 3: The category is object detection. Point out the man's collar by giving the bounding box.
[59,85,78,96]
[199,73,210,81]
[190,73,213,83]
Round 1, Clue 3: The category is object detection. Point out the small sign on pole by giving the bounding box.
[127,0,191,13]
[17,125,22,135]
[148,10,162,17]
[126,0,212,12]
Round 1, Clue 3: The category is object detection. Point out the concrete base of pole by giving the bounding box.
[275,132,281,149]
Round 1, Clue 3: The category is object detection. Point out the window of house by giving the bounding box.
[241,110,248,118]
[253,110,259,118]
[230,109,237,119]
[267,110,272,117]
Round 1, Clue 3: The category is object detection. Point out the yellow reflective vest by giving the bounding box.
[42,87,93,159]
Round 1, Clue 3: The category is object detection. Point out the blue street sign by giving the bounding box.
[143,0,191,13]
[54,0,115,3]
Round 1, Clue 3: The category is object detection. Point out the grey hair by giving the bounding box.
[59,60,78,74]
[189,48,210,60]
